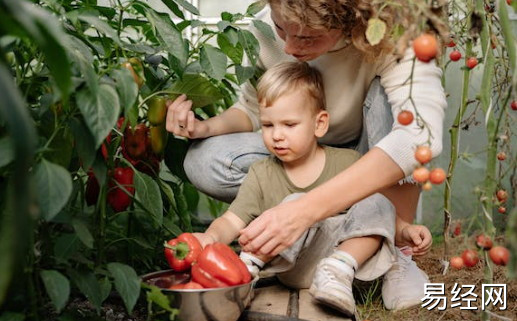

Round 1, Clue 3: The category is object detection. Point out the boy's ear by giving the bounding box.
[314,110,329,138]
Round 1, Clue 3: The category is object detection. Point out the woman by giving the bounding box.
[166,0,446,311]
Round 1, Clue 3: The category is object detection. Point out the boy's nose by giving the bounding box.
[272,128,284,141]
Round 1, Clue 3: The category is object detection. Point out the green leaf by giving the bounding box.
[72,219,94,249]
[67,41,98,94]
[78,13,122,46]
[53,234,81,262]
[5,1,72,99]
[76,84,120,149]
[167,74,223,108]
[143,284,176,313]
[235,65,255,85]
[199,44,227,81]
[40,270,70,313]
[365,18,386,46]
[238,30,260,65]
[183,182,199,213]
[173,0,200,15]
[134,172,163,226]
[146,9,188,72]
[99,277,112,304]
[217,33,243,65]
[107,263,141,314]
[161,0,185,19]
[217,21,231,32]
[68,270,104,313]
[112,69,138,114]
[0,137,14,168]
[172,184,192,231]
[69,118,96,171]
[0,312,25,321]
[252,20,275,40]
[34,159,72,221]
[246,1,267,16]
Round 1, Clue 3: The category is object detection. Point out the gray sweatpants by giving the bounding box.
[264,193,397,289]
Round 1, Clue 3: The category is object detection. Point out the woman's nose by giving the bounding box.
[283,35,301,55]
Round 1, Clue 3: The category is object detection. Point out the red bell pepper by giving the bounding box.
[164,233,203,272]
[107,167,135,212]
[169,281,204,290]
[192,242,251,288]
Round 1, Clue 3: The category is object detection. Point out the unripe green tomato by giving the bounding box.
[148,96,167,125]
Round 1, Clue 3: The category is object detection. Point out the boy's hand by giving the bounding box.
[165,94,209,139]
[192,232,216,248]
[399,224,432,256]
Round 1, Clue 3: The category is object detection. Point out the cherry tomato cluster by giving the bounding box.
[411,145,446,190]
[450,235,510,270]
[495,189,509,214]
[445,37,481,70]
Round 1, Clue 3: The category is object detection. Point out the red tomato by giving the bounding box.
[461,249,479,268]
[496,190,508,202]
[507,0,512,5]
[413,34,438,62]
[415,146,432,164]
[453,222,461,236]
[446,40,456,47]
[397,110,414,125]
[450,256,464,269]
[511,101,517,110]
[466,57,478,69]
[476,234,493,250]
[429,168,446,184]
[449,50,462,61]
[489,246,510,266]
[498,206,506,214]
[413,167,430,183]
[497,152,506,161]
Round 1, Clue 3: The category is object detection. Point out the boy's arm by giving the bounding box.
[195,211,247,247]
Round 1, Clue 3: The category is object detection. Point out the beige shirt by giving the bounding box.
[232,6,448,175]
[228,146,361,225]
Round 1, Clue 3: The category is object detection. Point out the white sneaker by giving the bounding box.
[309,257,356,317]
[382,248,429,310]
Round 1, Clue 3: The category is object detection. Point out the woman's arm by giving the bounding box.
[239,147,404,255]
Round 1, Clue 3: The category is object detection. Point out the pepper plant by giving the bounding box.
[0,0,270,319]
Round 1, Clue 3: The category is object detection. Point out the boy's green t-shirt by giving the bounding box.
[228,146,361,225]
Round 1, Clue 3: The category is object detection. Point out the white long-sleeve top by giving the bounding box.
[232,7,448,176]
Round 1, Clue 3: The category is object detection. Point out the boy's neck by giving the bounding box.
[282,144,326,189]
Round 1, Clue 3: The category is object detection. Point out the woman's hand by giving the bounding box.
[165,94,209,139]
[398,224,432,256]
[238,198,314,256]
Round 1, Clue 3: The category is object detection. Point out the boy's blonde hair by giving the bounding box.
[257,61,325,112]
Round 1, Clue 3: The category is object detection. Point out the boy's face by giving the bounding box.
[259,89,328,164]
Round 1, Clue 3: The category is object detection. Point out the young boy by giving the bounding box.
[194,61,428,317]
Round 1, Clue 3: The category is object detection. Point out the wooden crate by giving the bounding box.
[239,277,357,321]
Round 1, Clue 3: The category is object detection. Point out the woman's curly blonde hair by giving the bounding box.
[266,0,449,61]
[267,0,395,60]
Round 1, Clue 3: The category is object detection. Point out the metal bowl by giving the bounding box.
[141,269,256,321]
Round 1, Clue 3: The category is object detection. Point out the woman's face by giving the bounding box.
[270,7,343,61]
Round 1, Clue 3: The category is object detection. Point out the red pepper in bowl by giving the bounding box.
[192,242,251,288]
[164,233,203,272]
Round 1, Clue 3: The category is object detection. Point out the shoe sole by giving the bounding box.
[309,285,355,317]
